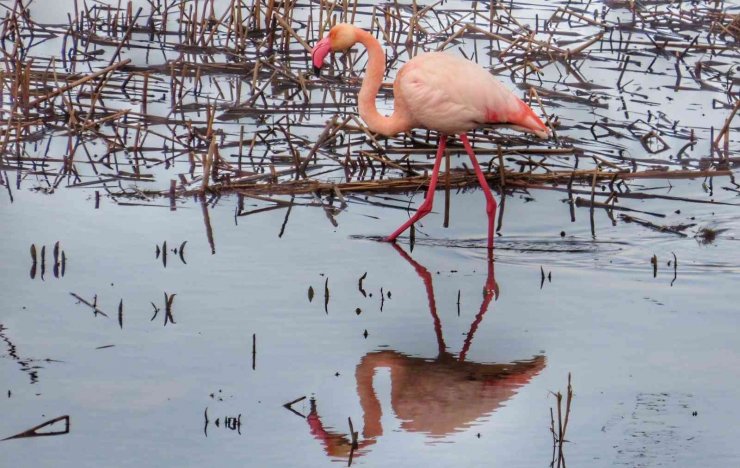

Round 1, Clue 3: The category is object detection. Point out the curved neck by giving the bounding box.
[355,352,384,439]
[355,29,411,136]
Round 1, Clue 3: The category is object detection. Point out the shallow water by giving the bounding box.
[3,180,740,467]
[2,0,740,467]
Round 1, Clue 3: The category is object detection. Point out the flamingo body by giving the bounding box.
[394,52,544,136]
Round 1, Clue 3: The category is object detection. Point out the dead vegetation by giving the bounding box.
[550,373,573,468]
[0,0,738,227]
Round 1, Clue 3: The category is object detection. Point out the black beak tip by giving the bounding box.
[313,65,321,77]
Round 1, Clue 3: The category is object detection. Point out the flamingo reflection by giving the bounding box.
[306,245,546,461]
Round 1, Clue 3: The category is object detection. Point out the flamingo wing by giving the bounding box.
[396,52,547,137]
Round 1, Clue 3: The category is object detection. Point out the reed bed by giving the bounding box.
[0,0,737,227]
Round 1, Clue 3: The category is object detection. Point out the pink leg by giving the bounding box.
[459,134,497,250]
[385,135,448,242]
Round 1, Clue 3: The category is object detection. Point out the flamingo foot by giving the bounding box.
[384,202,430,242]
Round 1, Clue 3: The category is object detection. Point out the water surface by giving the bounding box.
[2,0,739,466]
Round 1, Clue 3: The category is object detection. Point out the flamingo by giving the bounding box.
[311,23,551,248]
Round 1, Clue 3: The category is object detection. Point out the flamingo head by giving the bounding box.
[311,23,357,76]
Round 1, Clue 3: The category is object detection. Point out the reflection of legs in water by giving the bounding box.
[390,242,447,356]
[389,242,498,362]
[459,246,497,362]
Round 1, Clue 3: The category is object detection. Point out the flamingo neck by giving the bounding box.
[355,29,411,136]
[355,352,386,439]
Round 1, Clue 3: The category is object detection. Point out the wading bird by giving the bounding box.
[311,23,550,248]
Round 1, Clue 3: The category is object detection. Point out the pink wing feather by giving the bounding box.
[396,52,547,137]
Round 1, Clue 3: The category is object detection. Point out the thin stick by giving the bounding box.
[28,59,131,107]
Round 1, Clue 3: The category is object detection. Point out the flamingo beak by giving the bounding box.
[311,37,332,77]
[513,100,551,139]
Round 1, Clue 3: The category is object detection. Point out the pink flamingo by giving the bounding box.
[312,23,550,248]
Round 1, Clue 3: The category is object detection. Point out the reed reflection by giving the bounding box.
[307,244,546,461]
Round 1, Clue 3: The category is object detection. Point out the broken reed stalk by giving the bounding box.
[712,99,739,160]
[252,333,256,370]
[178,167,733,198]
[273,11,311,52]
[348,417,358,449]
[201,137,216,192]
[27,59,131,108]
[549,373,573,468]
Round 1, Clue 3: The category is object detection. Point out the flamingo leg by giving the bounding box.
[385,135,448,242]
[459,133,497,250]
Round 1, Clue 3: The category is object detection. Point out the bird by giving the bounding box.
[311,23,551,248]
